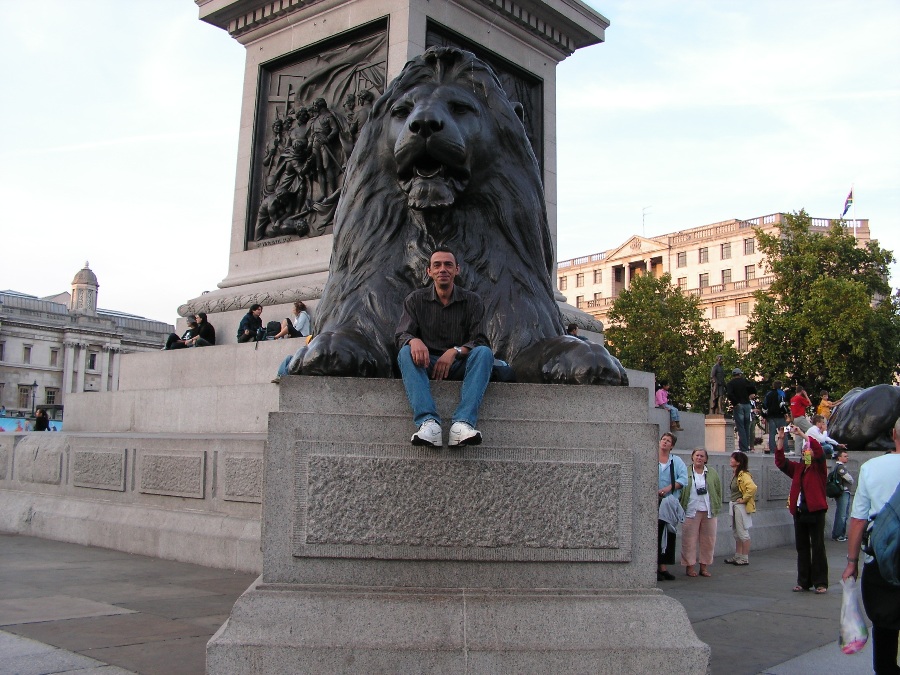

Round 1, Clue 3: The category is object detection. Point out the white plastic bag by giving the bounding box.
[839,577,868,655]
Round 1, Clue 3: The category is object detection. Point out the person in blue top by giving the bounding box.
[657,432,688,581]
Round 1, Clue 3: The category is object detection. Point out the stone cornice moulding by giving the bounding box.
[196,0,607,56]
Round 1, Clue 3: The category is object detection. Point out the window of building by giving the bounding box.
[45,388,58,405]
[593,269,602,284]
[699,273,709,288]
[576,295,585,309]
[0,342,5,361]
[576,273,585,288]
[745,264,756,281]
[699,247,709,263]
[737,301,750,315]
[721,242,731,259]
[676,251,687,268]
[712,305,726,319]
[744,237,755,255]
[614,267,624,283]
[559,276,567,291]
[18,385,32,409]
[593,292,602,301]
[721,269,732,285]
[677,277,687,290]
[50,349,59,367]
[738,329,749,352]
[87,353,97,370]
[23,345,32,364]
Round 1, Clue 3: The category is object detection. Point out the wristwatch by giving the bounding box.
[453,346,462,357]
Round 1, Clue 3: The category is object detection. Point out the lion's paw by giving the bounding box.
[512,336,628,386]
[295,331,392,378]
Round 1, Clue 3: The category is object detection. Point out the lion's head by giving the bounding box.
[314,47,562,369]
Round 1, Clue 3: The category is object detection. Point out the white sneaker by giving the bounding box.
[411,419,442,447]
[448,421,482,447]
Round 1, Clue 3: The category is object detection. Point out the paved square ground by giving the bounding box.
[0,533,878,674]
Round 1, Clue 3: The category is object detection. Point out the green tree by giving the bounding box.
[747,209,900,395]
[605,272,741,411]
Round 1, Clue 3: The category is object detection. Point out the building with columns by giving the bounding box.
[0,263,173,423]
[557,213,871,350]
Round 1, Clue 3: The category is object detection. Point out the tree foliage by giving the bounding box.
[605,272,741,411]
[747,209,900,396]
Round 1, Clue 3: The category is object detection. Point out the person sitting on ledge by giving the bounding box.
[273,301,310,339]
[186,312,215,347]
[237,304,264,343]
[656,380,683,432]
[395,247,493,448]
[164,320,198,350]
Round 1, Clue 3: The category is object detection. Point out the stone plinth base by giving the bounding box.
[207,377,709,673]
[704,414,735,453]
[208,579,708,674]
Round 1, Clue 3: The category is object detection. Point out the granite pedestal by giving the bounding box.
[207,377,709,672]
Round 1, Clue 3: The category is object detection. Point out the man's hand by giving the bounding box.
[432,349,457,381]
[408,338,430,368]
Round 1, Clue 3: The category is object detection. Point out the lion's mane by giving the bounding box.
[313,47,564,374]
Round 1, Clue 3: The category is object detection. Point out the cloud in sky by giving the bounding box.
[1,0,897,326]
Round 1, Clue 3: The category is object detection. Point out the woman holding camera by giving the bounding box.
[726,451,757,566]
[679,448,722,577]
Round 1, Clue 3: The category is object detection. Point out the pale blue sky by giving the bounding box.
[2,0,898,324]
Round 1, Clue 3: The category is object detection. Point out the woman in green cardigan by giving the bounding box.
[679,448,723,577]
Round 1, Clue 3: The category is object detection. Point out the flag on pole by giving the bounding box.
[841,189,853,217]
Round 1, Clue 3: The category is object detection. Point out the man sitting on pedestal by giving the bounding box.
[395,247,493,448]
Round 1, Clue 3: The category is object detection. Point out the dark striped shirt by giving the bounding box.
[395,285,489,355]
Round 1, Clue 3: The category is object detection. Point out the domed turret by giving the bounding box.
[70,261,99,315]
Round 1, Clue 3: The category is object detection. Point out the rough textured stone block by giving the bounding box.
[222,454,263,503]
[139,452,205,499]
[14,440,64,486]
[765,464,793,501]
[294,442,630,562]
[0,444,8,481]
[73,449,126,492]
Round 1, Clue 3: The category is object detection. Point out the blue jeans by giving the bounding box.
[832,490,850,539]
[277,354,292,377]
[397,344,493,427]
[767,417,786,452]
[734,403,752,453]
[661,403,680,422]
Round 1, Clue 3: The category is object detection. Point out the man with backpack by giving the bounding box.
[843,416,900,674]
[828,450,853,542]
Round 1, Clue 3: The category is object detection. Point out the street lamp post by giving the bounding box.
[31,381,38,416]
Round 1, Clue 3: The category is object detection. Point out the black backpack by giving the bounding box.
[825,467,843,498]
[264,321,282,340]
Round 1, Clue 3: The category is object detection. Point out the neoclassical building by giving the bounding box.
[0,263,173,421]
[557,213,871,350]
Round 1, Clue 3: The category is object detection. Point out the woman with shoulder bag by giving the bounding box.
[680,448,722,577]
[657,432,688,581]
[726,451,757,566]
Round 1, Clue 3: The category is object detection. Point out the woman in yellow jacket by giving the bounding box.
[725,451,757,566]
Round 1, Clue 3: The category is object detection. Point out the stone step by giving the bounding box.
[278,376,650,423]
[272,410,657,451]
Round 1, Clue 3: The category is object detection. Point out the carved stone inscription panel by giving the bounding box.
[293,441,633,562]
[248,23,387,247]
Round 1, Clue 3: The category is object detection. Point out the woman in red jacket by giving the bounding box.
[775,425,829,593]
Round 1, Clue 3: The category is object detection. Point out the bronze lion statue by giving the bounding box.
[291,47,627,385]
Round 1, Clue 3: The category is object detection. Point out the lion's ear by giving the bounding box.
[511,101,525,124]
